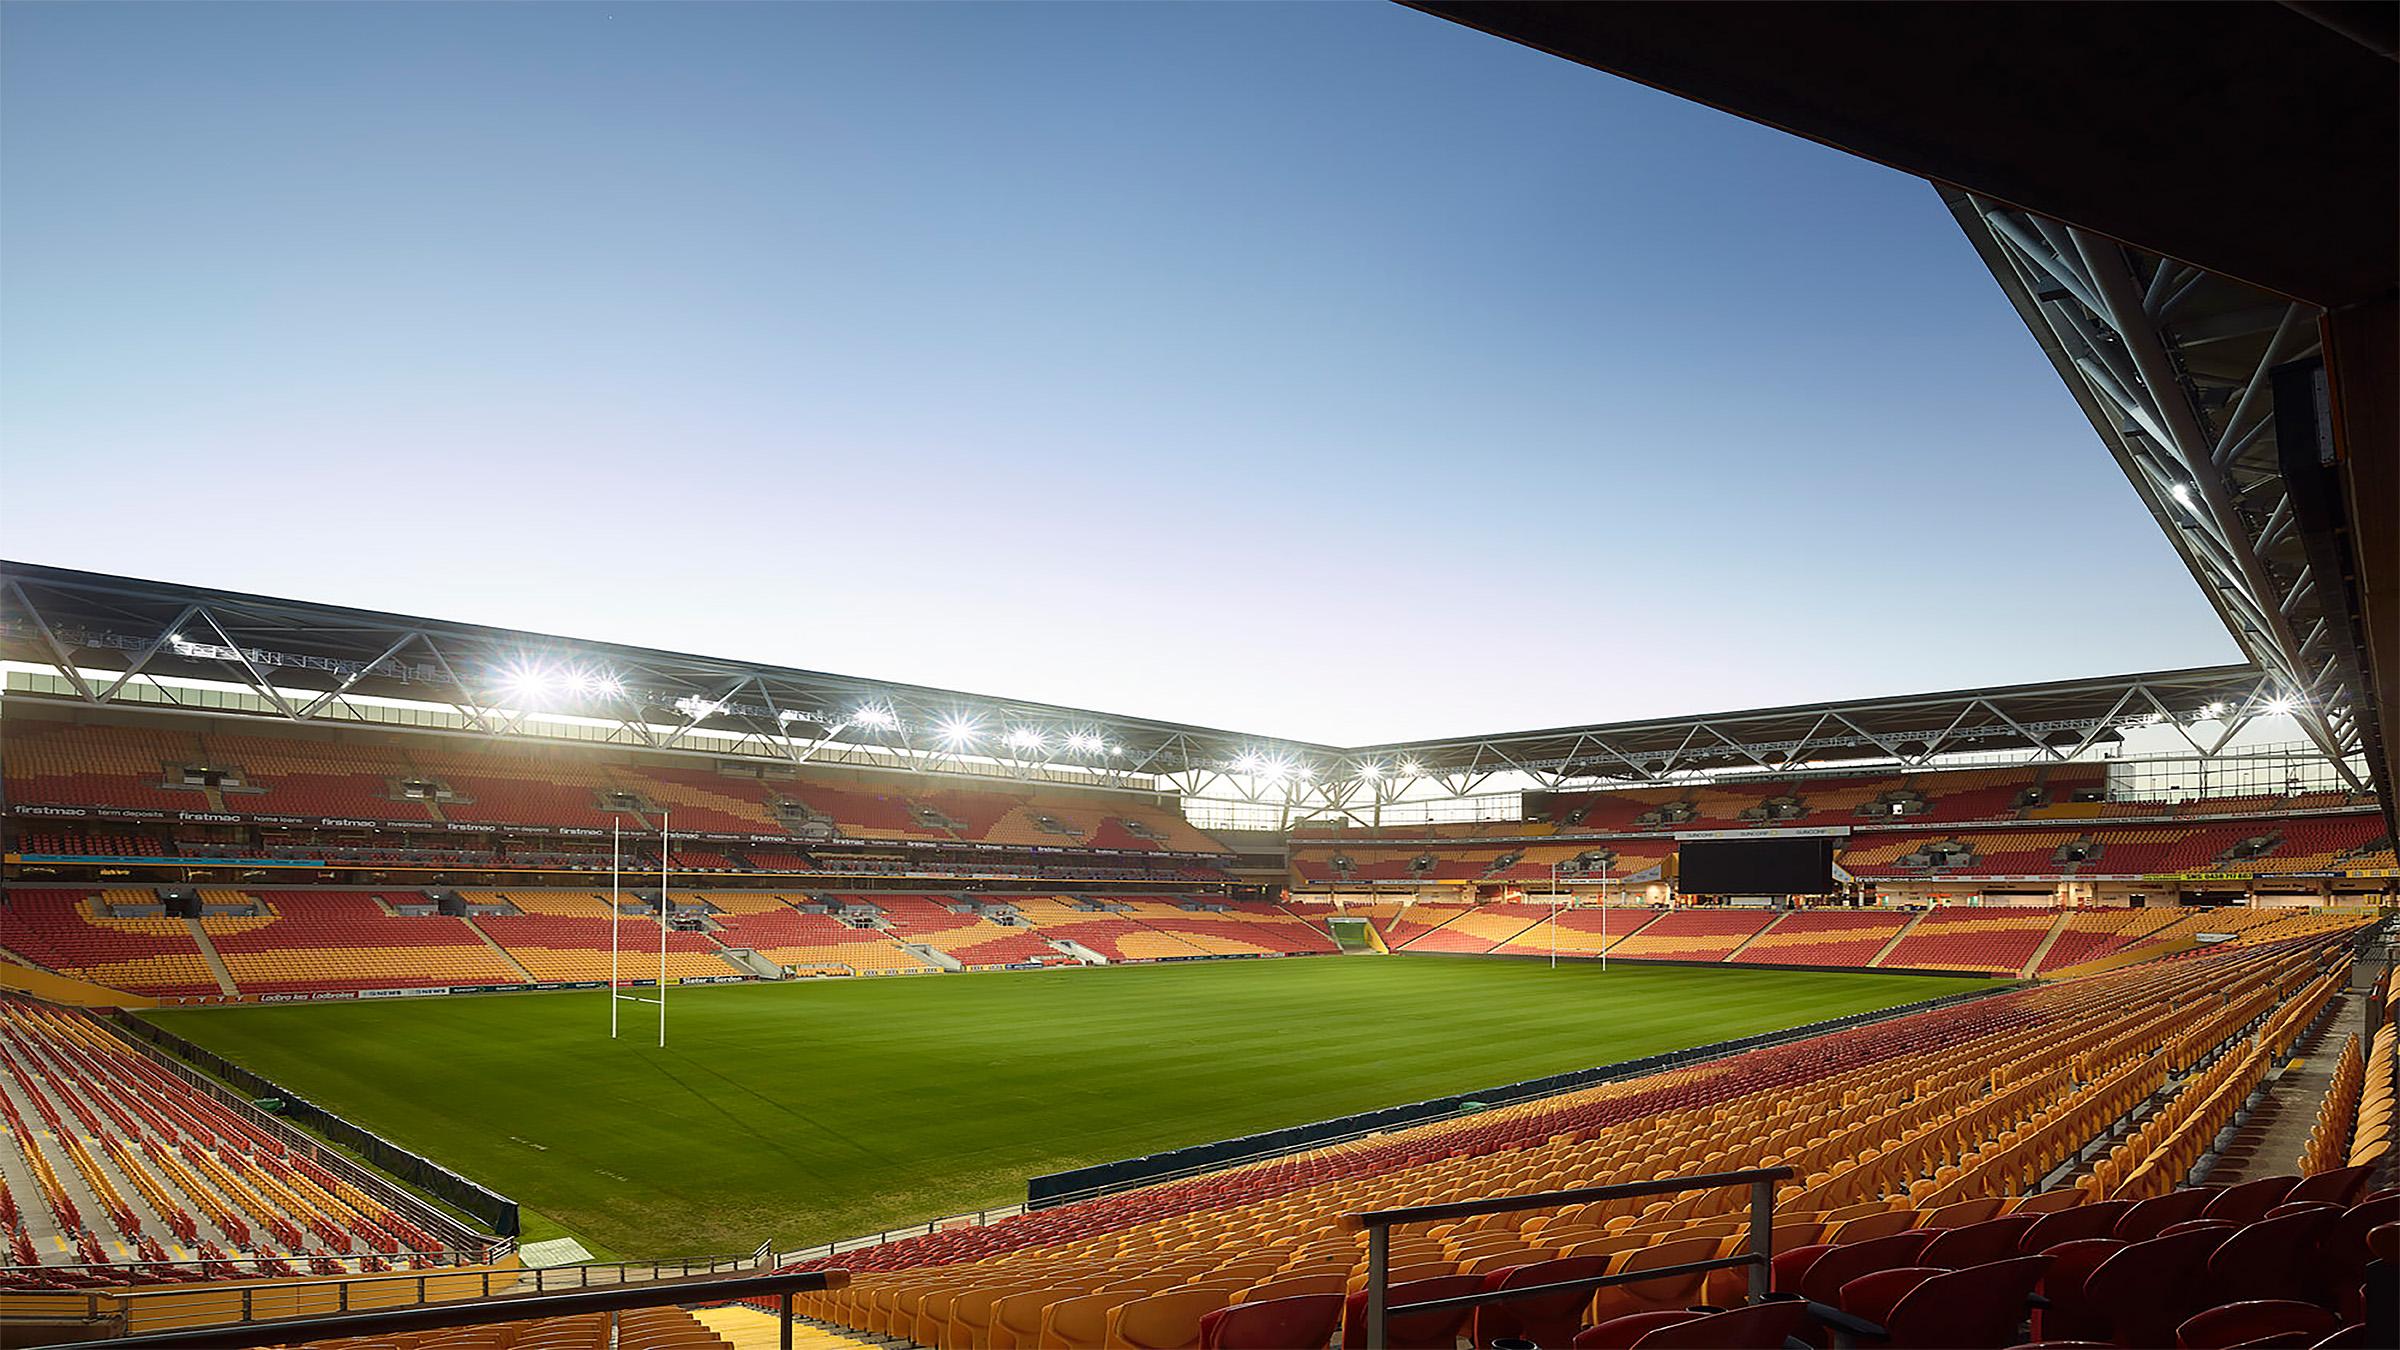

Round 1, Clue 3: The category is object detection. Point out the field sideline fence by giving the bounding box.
[107,1012,520,1244]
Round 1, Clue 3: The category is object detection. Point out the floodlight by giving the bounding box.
[852,704,898,728]
[1107,744,1123,757]
[1400,758,1423,776]
[500,664,554,701]
[1234,752,1266,774]
[1006,727,1047,751]
[937,715,982,747]
[2203,701,2226,718]
[1357,762,1383,781]
[1065,731,1103,754]
[2264,695,2296,716]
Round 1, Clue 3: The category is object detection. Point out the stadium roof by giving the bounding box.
[1407,0,2396,826]
[0,562,2322,807]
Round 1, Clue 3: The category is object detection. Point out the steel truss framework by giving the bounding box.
[1942,190,2372,791]
[1,564,2341,832]
[0,562,1339,796]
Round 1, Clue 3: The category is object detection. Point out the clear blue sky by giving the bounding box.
[0,2,2237,745]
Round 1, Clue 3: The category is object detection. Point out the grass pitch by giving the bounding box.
[144,957,1990,1258]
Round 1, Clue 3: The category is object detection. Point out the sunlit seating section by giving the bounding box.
[1367,900,1471,948]
[1730,909,1911,967]
[610,764,783,833]
[682,893,930,976]
[1008,898,1209,962]
[2,721,215,813]
[1602,908,1775,960]
[403,745,627,830]
[1394,902,1548,953]
[467,892,732,983]
[0,890,220,997]
[1107,900,1342,956]
[2030,908,2181,973]
[0,994,464,1277]
[787,936,2369,1350]
[1494,907,1659,957]
[204,730,439,823]
[210,892,523,992]
[1879,907,2059,974]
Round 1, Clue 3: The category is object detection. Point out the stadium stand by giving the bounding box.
[1728,908,1912,968]
[1878,907,2062,976]
[778,929,2383,1350]
[461,891,735,984]
[0,891,223,998]
[207,892,524,994]
[1394,902,1550,954]
[1598,908,1777,962]
[0,995,465,1279]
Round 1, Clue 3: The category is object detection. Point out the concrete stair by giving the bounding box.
[462,917,539,983]
[1723,912,1787,962]
[183,917,239,996]
[2017,912,2073,978]
[1867,911,1926,968]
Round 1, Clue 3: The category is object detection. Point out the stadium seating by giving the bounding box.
[782,931,2381,1350]
[464,891,735,983]
[0,995,464,1281]
[1878,907,2060,975]
[1728,909,1911,968]
[209,892,524,993]
[0,890,223,997]
[1600,909,1776,961]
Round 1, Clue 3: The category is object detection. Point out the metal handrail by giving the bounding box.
[60,1267,848,1350]
[1345,1165,1793,1350]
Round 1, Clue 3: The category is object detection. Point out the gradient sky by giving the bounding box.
[0,2,2240,745]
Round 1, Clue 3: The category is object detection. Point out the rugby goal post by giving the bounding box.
[609,811,670,1048]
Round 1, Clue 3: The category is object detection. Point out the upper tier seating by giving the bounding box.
[4,721,1233,861]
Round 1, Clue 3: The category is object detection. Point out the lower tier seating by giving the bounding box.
[781,932,2386,1350]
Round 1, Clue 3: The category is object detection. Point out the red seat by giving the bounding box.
[2202,1176,2302,1225]
[2285,1166,2376,1208]
[2086,1228,2228,1349]
[1571,1310,1704,1349]
[2173,1299,2342,1349]
[2019,1201,2134,1254]
[1197,1293,1344,1350]
[1919,1215,2039,1269]
[2116,1188,2218,1242]
[2027,1238,2125,1343]
[1340,1274,1484,1350]
[1795,1230,1935,1305]
[2315,1195,2400,1307]
[1771,1243,1832,1294]
[1836,1255,2051,1348]
[1628,1298,1807,1347]
[2207,1206,2341,1304]
[1469,1254,1611,1348]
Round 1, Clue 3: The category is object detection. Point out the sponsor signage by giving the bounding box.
[1673,826,1852,840]
[359,986,452,999]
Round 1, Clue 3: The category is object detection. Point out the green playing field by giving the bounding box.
[143,956,1989,1259]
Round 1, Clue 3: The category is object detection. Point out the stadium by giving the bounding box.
[1,5,2396,1350]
